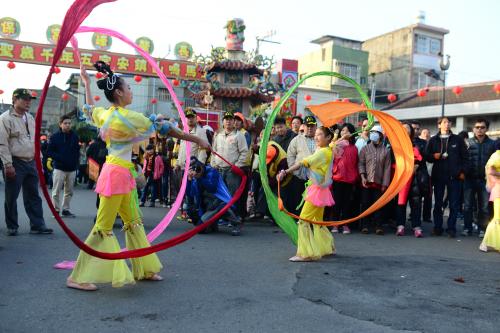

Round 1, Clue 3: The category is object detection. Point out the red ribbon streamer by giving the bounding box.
[34,0,246,259]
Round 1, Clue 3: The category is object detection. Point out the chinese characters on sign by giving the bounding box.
[46,24,61,45]
[135,37,154,55]
[92,32,112,51]
[174,42,193,60]
[0,17,21,39]
[0,38,204,80]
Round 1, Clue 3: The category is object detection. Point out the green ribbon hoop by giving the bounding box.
[258,71,374,244]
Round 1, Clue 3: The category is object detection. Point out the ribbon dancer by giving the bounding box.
[67,61,210,291]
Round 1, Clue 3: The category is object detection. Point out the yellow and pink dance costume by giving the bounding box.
[480,150,500,252]
[69,105,169,287]
[296,147,335,260]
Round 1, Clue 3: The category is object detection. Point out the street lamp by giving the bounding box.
[439,54,450,117]
[424,53,450,117]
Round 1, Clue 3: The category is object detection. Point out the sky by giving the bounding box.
[1,0,499,101]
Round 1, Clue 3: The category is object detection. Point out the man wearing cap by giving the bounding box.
[175,108,208,170]
[174,108,209,213]
[286,115,317,215]
[211,111,249,222]
[358,124,391,235]
[0,89,53,236]
[234,112,251,147]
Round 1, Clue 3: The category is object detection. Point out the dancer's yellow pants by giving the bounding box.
[296,201,335,259]
[70,191,162,287]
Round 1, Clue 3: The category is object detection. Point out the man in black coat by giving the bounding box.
[426,117,468,238]
[462,118,497,237]
[47,115,80,217]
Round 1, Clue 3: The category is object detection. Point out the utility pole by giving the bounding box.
[370,73,376,108]
[256,30,280,54]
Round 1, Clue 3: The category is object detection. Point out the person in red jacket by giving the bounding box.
[140,144,164,207]
[331,123,359,234]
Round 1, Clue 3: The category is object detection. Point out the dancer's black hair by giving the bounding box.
[94,61,123,103]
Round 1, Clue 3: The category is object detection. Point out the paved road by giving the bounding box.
[0,184,499,333]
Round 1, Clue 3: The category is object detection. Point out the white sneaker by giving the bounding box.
[396,225,405,236]
[479,230,485,239]
[331,227,339,233]
[342,226,351,234]
[460,230,471,237]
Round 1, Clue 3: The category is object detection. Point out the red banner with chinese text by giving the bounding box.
[0,38,204,80]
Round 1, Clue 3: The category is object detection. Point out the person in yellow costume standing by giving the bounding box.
[479,150,500,252]
[277,126,335,262]
[67,61,210,291]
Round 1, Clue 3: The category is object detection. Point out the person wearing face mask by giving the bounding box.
[425,117,467,238]
[358,125,391,235]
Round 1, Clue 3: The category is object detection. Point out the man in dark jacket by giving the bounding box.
[47,115,80,217]
[462,118,496,237]
[426,117,468,237]
[272,117,296,152]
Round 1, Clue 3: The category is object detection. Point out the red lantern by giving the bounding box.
[452,86,463,96]
[53,66,61,74]
[31,91,38,98]
[93,95,100,101]
[417,89,427,97]
[304,94,311,101]
[134,75,142,83]
[7,61,15,69]
[493,83,500,95]
[172,79,180,87]
[95,72,104,79]
[61,93,69,101]
[388,93,397,103]
[0,89,4,95]
[179,101,184,106]
[342,98,350,103]
[151,98,157,104]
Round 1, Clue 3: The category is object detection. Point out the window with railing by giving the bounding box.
[415,34,442,55]
[338,62,360,83]
[158,88,172,102]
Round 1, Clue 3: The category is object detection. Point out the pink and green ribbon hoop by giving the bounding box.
[258,72,374,244]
